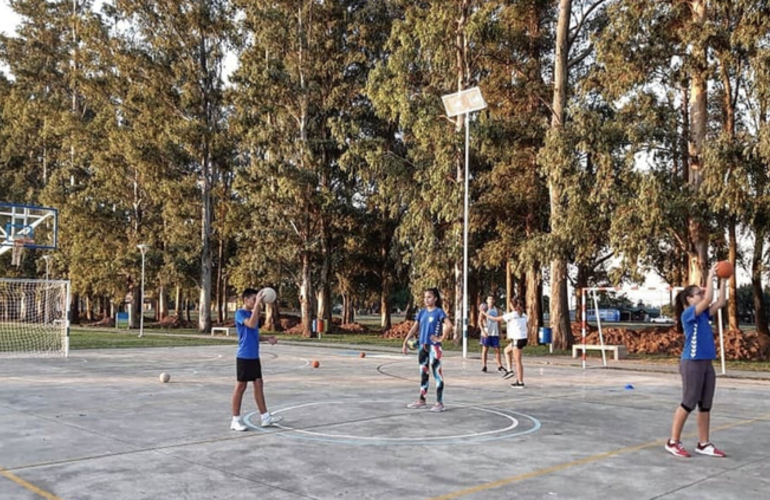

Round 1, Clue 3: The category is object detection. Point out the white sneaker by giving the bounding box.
[230,418,247,431]
[261,413,283,427]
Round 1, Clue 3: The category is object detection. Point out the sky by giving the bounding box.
[0,2,21,38]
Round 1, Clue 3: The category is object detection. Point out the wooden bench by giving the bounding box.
[572,344,628,360]
[211,327,233,337]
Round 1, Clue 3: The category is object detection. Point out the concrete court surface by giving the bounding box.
[1,343,769,500]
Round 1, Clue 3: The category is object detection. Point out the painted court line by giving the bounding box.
[426,412,770,500]
[0,467,65,500]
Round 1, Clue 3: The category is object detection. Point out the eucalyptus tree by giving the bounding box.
[368,1,495,337]
[701,0,770,332]
[231,0,380,335]
[469,0,553,339]
[103,0,236,332]
[538,0,610,348]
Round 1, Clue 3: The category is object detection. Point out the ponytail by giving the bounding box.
[674,285,700,333]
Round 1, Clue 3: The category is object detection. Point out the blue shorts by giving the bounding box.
[480,336,500,348]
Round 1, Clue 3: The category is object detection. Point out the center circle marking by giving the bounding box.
[244,401,541,446]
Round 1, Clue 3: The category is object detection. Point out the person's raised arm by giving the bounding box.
[694,264,717,316]
[709,278,727,318]
[243,290,265,329]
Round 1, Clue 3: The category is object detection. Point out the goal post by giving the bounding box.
[579,284,727,373]
[0,279,70,358]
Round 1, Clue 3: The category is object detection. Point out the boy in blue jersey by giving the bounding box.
[230,287,283,431]
[402,288,454,412]
[665,264,727,458]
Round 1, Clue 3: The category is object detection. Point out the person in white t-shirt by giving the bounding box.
[490,298,528,387]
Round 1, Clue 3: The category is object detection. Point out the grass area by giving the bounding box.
[68,324,770,372]
[69,328,235,350]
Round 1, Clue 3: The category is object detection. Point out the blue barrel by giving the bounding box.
[538,327,552,345]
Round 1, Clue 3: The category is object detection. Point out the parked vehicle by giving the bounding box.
[650,315,674,324]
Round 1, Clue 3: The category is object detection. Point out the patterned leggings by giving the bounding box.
[418,344,444,403]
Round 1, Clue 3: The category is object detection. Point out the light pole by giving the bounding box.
[442,87,487,359]
[137,244,149,338]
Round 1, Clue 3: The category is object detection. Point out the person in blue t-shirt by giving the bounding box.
[665,264,727,458]
[230,287,283,431]
[402,288,454,412]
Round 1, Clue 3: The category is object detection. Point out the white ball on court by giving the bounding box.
[159,372,170,383]
[261,287,277,304]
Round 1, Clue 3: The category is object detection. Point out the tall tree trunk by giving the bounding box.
[525,265,542,343]
[547,0,573,349]
[300,252,315,337]
[264,300,280,331]
[158,284,167,320]
[380,278,392,331]
[130,285,140,329]
[687,0,708,286]
[751,226,768,336]
[217,236,225,324]
[317,216,332,327]
[453,0,470,342]
[727,217,738,330]
[199,153,213,333]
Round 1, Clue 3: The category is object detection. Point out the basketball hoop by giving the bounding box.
[11,237,34,267]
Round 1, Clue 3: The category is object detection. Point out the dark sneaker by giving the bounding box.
[665,440,691,458]
[503,371,516,380]
[497,366,506,373]
[510,381,525,388]
[481,366,487,373]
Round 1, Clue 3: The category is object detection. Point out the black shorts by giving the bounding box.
[680,359,715,410]
[514,338,528,349]
[236,358,262,382]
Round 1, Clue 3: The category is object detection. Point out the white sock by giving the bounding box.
[261,412,270,420]
[232,415,240,422]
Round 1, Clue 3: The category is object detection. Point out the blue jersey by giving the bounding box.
[681,305,716,360]
[416,307,447,346]
[235,308,260,359]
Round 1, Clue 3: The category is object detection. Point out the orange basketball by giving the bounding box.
[359,352,366,358]
[715,260,734,279]
[311,360,320,368]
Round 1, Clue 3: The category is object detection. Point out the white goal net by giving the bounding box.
[0,279,70,358]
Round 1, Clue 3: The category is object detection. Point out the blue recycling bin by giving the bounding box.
[538,327,552,345]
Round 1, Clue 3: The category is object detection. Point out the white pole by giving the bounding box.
[718,278,727,375]
[592,290,608,367]
[581,288,586,370]
[137,244,149,338]
[462,112,470,359]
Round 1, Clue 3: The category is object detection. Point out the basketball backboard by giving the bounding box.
[0,202,58,252]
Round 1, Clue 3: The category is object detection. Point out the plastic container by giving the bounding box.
[538,327,552,345]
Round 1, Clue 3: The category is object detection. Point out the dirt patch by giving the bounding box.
[381,321,481,340]
[572,323,770,361]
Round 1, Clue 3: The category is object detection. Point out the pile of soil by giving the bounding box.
[337,322,368,333]
[380,321,482,340]
[571,323,770,361]
[89,317,115,327]
[381,320,415,339]
[153,316,195,329]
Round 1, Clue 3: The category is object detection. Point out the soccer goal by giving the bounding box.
[0,279,70,358]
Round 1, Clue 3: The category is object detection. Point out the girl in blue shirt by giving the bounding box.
[402,288,454,412]
[665,264,727,458]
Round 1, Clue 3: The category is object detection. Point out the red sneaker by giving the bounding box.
[695,442,726,457]
[665,440,691,457]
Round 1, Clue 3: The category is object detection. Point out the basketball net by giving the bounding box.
[11,238,33,267]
